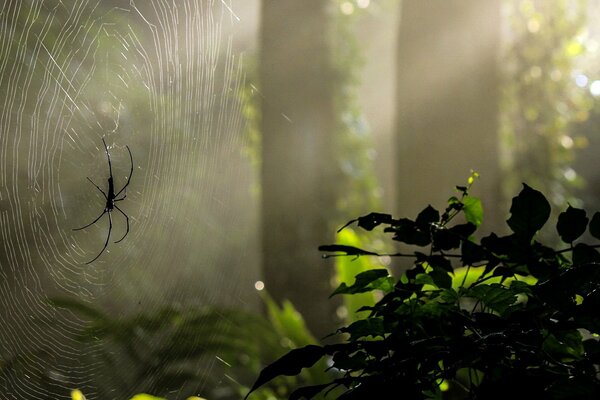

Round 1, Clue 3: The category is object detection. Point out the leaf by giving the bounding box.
[432,223,476,251]
[432,228,460,251]
[337,212,393,232]
[589,212,600,240]
[385,218,431,246]
[556,205,588,243]
[331,269,391,297]
[451,222,477,238]
[506,184,551,240]
[461,240,487,265]
[245,345,325,399]
[543,330,584,361]
[71,390,86,400]
[318,244,378,257]
[332,351,367,371]
[427,255,453,272]
[129,395,167,400]
[467,284,518,314]
[463,195,483,227]
[290,383,336,400]
[339,318,385,340]
[429,269,452,289]
[572,243,600,265]
[416,205,440,226]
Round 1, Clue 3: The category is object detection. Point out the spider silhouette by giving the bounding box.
[74,138,133,264]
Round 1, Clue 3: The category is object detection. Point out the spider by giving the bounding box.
[73,138,133,264]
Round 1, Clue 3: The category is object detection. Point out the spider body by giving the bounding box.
[74,138,133,264]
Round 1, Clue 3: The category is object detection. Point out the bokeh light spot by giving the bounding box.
[575,74,589,87]
[590,80,600,96]
[340,2,354,15]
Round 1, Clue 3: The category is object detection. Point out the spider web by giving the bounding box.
[0,1,258,398]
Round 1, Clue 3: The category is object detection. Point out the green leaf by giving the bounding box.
[589,212,600,240]
[556,205,588,243]
[318,244,378,257]
[244,345,325,399]
[331,269,391,297]
[543,330,584,361]
[129,395,167,400]
[506,184,551,240]
[339,318,385,340]
[427,255,453,272]
[415,273,435,286]
[429,269,452,289]
[263,294,318,347]
[463,195,483,227]
[467,284,517,314]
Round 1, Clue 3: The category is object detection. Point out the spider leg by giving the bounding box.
[85,210,112,264]
[113,205,129,243]
[73,209,107,231]
[86,177,107,199]
[114,145,133,198]
[102,138,113,180]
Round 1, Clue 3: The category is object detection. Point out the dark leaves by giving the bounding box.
[244,345,325,399]
[331,269,392,297]
[557,205,588,243]
[506,184,551,241]
[337,212,393,232]
[589,212,600,240]
[318,244,378,258]
[250,182,600,400]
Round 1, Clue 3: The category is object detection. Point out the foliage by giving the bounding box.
[246,180,600,399]
[501,0,592,210]
[71,389,206,400]
[4,294,334,399]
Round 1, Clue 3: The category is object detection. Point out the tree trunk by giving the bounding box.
[396,1,502,232]
[259,0,338,338]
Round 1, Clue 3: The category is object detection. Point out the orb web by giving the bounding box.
[0,1,256,398]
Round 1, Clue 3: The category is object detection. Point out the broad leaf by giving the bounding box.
[331,269,391,297]
[339,318,385,340]
[506,184,550,240]
[318,244,378,257]
[557,205,588,243]
[385,218,431,246]
[416,205,440,226]
[463,195,483,227]
[244,345,325,399]
[337,212,393,232]
[290,383,336,400]
[467,284,518,314]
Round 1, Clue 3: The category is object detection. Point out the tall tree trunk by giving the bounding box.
[259,1,337,338]
[396,1,502,232]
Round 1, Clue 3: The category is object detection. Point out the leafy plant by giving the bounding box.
[246,180,600,399]
[18,293,334,399]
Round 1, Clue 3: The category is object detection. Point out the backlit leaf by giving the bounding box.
[463,195,483,227]
[244,345,325,399]
[506,184,550,240]
[557,205,588,243]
